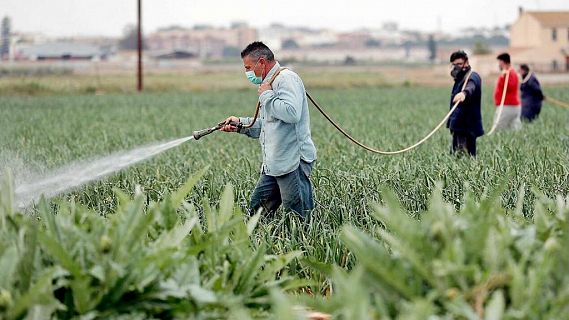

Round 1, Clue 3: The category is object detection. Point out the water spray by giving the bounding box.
[14,135,194,208]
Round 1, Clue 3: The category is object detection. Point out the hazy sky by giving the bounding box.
[2,0,569,37]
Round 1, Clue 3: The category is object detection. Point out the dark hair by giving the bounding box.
[449,50,468,62]
[240,41,275,61]
[520,64,530,72]
[497,53,511,64]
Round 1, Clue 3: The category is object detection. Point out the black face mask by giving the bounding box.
[451,65,470,80]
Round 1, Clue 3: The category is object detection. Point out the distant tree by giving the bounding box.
[193,24,212,30]
[1,16,11,59]
[222,46,240,58]
[472,41,491,55]
[427,34,437,62]
[281,39,299,50]
[280,57,298,65]
[157,25,186,32]
[365,39,381,48]
[343,55,356,65]
[403,41,411,59]
[119,24,147,51]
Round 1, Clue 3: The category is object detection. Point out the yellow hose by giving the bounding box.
[307,71,473,155]
[546,96,569,110]
[487,69,511,136]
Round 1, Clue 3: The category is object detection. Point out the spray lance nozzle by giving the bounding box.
[192,120,242,140]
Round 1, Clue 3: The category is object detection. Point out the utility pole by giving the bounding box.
[137,0,143,91]
[1,17,11,61]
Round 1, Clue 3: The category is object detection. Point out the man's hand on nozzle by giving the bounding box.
[220,116,240,132]
[453,91,466,103]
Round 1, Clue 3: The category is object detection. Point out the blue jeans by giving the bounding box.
[250,161,314,218]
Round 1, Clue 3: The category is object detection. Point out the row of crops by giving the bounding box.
[1,85,568,318]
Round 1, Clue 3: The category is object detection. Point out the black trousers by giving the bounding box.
[521,104,542,122]
[451,132,477,157]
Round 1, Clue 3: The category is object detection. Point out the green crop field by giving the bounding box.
[1,83,568,319]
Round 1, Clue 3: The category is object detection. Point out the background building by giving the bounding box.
[19,42,110,61]
[146,23,257,59]
[510,9,569,72]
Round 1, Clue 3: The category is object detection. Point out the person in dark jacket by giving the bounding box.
[447,50,483,157]
[519,64,545,122]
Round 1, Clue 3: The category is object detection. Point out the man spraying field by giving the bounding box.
[220,42,317,218]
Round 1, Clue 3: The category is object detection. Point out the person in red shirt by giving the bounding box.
[492,53,522,131]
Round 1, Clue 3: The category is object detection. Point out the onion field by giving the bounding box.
[1,84,568,319]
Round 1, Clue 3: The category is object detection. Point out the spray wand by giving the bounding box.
[192,120,242,140]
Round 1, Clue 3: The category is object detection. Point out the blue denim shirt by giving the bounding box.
[239,62,317,177]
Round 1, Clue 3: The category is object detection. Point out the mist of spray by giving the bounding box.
[14,136,193,208]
